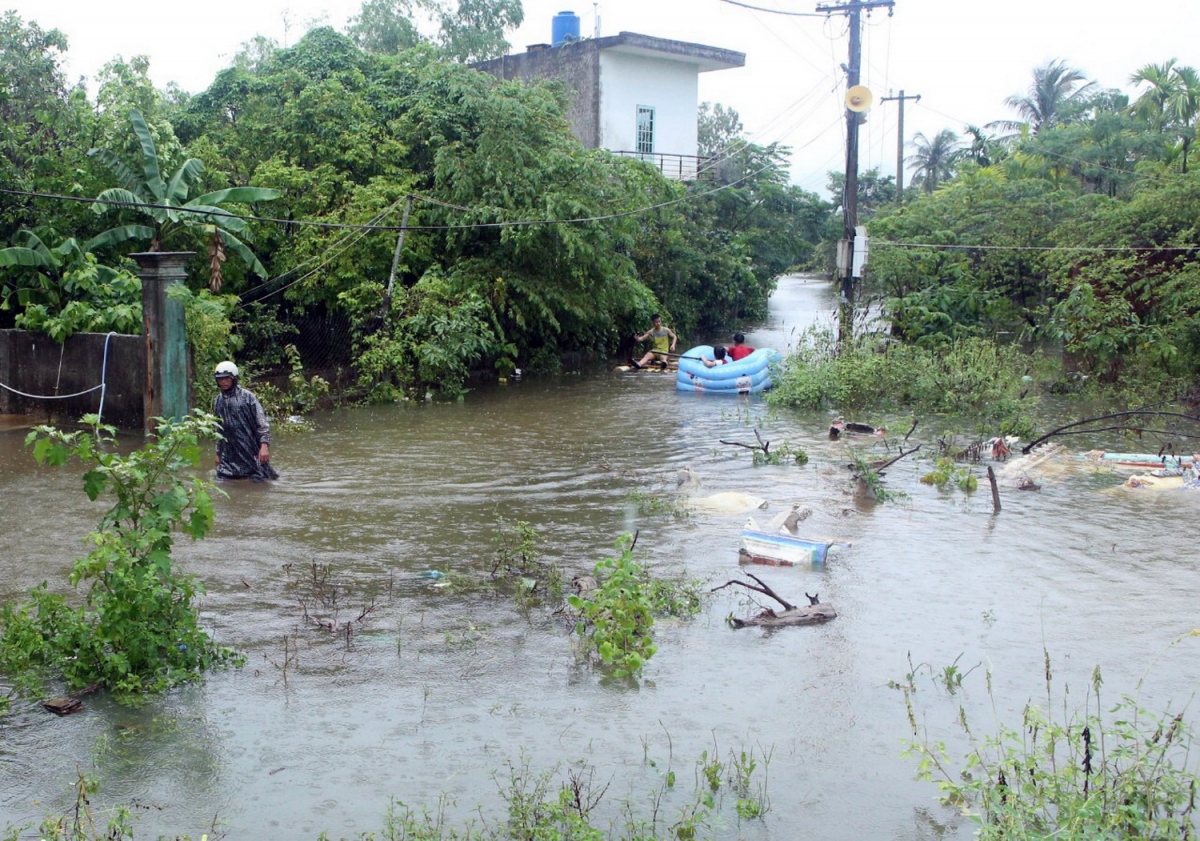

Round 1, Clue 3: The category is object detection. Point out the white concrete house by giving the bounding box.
[474,30,745,180]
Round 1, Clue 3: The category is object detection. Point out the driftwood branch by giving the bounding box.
[720,427,771,454]
[903,417,919,442]
[712,577,837,628]
[871,445,920,472]
[1022,411,1200,454]
[711,571,794,610]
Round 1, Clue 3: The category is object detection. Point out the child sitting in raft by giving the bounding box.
[700,346,729,367]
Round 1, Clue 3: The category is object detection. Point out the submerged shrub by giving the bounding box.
[0,413,242,707]
[902,650,1200,839]
[769,327,1038,434]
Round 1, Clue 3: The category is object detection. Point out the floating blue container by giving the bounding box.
[552,11,580,46]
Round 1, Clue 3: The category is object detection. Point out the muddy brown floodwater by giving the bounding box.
[1,276,1198,840]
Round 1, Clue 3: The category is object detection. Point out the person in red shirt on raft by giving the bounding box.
[727,333,754,361]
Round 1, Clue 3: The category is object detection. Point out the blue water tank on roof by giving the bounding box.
[552,11,580,46]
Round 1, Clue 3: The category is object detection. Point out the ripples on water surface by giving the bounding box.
[1,277,1198,839]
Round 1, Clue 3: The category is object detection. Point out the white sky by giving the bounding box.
[9,0,1200,195]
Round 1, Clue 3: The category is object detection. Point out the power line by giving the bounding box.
[720,0,831,16]
[875,240,1200,253]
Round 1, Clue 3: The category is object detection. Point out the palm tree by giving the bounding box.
[1164,65,1200,173]
[906,129,962,193]
[88,108,281,290]
[962,124,1000,167]
[1129,61,1200,173]
[993,59,1094,136]
[1130,59,1179,130]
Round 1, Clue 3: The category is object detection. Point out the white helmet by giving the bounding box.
[214,360,240,379]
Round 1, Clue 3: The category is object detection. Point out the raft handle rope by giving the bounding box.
[0,332,118,425]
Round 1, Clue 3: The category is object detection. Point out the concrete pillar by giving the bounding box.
[132,252,193,435]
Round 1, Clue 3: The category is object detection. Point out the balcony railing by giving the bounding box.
[610,151,716,182]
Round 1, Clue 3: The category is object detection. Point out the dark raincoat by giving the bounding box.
[213,384,278,481]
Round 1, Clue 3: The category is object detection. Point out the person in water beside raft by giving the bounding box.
[727,333,754,361]
[213,360,279,481]
[631,314,677,368]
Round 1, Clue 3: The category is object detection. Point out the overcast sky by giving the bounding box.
[9,0,1200,195]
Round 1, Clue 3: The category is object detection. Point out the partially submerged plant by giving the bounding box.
[0,413,242,707]
[567,534,705,679]
[920,456,979,493]
[903,649,1200,838]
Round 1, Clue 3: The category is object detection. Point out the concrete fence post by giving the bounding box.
[132,252,193,435]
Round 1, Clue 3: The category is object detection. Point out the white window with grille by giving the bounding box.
[635,105,655,156]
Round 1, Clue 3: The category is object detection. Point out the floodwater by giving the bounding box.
[2,275,1199,840]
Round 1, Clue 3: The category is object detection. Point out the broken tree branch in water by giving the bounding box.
[711,571,794,610]
[712,575,837,628]
[720,427,771,454]
[1022,410,1200,454]
[870,445,921,472]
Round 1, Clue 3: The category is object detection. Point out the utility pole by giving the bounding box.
[881,89,920,203]
[816,0,894,343]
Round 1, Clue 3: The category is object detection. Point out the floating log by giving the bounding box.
[41,696,83,716]
[40,681,101,716]
[712,574,837,628]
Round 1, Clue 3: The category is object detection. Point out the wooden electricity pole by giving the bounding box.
[881,90,920,203]
[816,0,894,343]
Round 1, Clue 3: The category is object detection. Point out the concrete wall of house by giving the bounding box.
[0,330,145,429]
[473,43,601,148]
[598,52,698,157]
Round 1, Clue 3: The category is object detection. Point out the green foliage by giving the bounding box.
[769,328,1038,436]
[13,254,142,341]
[919,457,979,493]
[251,343,331,418]
[567,536,659,678]
[88,107,281,285]
[625,490,691,520]
[168,283,241,407]
[0,231,141,341]
[903,653,1200,839]
[489,518,563,605]
[0,413,242,705]
[574,550,703,666]
[751,442,808,466]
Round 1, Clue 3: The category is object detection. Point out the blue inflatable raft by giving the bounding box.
[676,345,779,394]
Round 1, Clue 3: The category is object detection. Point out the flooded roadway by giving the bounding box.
[1,275,1197,839]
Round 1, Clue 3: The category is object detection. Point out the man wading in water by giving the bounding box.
[213,360,278,481]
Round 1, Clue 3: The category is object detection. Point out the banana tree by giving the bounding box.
[88,108,281,290]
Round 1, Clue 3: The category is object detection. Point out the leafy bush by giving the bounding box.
[769,327,1038,436]
[567,535,703,679]
[919,457,979,493]
[13,254,142,341]
[0,413,242,706]
[902,651,1200,839]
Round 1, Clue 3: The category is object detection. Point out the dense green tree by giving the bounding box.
[435,0,522,63]
[0,13,99,250]
[697,101,744,159]
[1043,174,1200,381]
[347,0,425,54]
[867,167,1076,343]
[346,0,521,62]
